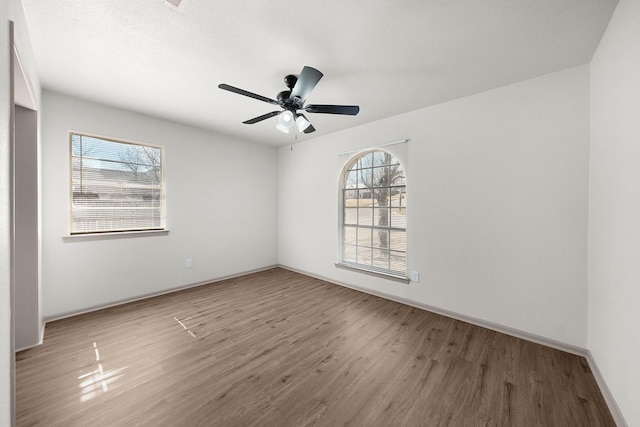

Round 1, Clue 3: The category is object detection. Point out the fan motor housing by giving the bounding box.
[277,90,295,107]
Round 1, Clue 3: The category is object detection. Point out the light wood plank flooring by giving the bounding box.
[16,268,615,426]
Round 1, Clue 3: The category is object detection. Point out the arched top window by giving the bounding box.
[339,150,407,279]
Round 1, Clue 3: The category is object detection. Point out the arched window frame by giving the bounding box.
[337,149,408,281]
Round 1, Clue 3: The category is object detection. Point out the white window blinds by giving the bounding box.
[70,133,165,234]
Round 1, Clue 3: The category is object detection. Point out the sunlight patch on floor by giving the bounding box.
[78,341,127,402]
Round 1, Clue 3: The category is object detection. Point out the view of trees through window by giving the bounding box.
[342,150,406,276]
[70,133,164,234]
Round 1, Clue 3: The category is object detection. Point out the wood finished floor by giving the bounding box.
[16,268,615,426]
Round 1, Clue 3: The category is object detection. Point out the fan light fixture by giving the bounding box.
[276,110,295,133]
[296,114,311,132]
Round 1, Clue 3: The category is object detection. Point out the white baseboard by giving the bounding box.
[42,264,279,325]
[586,351,628,427]
[14,322,46,353]
[278,264,587,356]
[17,265,277,353]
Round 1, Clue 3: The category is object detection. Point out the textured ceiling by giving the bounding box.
[22,0,618,146]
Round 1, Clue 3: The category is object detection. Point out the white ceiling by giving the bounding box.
[22,0,618,146]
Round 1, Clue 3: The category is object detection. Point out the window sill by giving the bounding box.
[335,263,410,284]
[63,229,169,242]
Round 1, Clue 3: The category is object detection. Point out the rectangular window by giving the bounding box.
[70,132,165,235]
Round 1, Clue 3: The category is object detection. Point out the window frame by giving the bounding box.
[68,131,166,236]
[337,149,408,282]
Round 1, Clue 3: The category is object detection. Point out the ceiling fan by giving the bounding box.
[218,66,359,134]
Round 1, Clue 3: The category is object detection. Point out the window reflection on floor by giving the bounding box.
[175,316,197,338]
[78,341,127,402]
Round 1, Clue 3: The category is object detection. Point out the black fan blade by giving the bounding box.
[218,83,280,105]
[243,111,281,124]
[290,66,323,105]
[305,104,360,115]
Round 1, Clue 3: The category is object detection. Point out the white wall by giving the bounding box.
[1,5,13,425]
[589,0,640,425]
[14,106,39,350]
[279,65,590,348]
[41,91,279,319]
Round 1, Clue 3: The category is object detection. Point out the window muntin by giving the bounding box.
[70,133,164,235]
[341,150,406,278]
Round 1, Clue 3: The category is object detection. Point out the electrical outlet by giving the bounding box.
[185,258,192,268]
[411,271,419,282]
